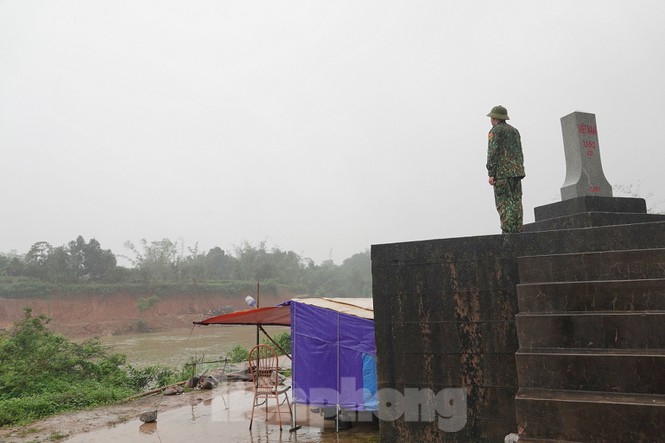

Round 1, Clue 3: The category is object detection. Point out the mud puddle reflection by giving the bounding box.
[65,382,378,443]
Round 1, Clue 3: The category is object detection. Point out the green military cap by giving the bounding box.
[487,105,510,120]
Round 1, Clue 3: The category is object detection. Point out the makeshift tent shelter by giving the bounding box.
[194,297,377,422]
[288,298,377,413]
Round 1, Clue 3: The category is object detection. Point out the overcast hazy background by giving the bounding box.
[1,1,664,265]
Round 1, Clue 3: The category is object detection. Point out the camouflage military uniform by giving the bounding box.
[486,121,525,233]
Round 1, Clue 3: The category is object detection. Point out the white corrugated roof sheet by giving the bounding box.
[290,297,374,320]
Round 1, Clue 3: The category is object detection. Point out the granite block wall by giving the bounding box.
[371,214,665,442]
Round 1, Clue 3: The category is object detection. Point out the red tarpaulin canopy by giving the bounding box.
[194,305,291,326]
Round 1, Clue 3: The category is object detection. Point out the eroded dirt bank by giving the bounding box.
[0,290,296,337]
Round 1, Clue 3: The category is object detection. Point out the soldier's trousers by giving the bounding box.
[493,177,523,233]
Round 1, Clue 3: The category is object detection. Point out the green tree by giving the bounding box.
[178,243,239,282]
[0,255,24,277]
[300,250,371,297]
[271,249,305,285]
[44,246,76,283]
[302,259,345,297]
[179,243,206,281]
[234,241,268,281]
[124,238,182,282]
[22,237,117,283]
[24,241,52,280]
[234,241,306,284]
[73,237,117,281]
[202,247,237,280]
[24,241,76,283]
[339,250,372,297]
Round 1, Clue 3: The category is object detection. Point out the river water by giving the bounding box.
[99,325,290,369]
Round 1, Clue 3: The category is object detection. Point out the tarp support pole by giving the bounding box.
[336,310,340,433]
[258,325,292,361]
[255,280,260,346]
[291,302,298,431]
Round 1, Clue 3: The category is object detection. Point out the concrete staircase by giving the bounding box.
[514,248,665,442]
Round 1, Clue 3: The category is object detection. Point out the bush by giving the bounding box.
[0,276,50,298]
[264,332,291,355]
[226,344,249,363]
[137,295,160,311]
[0,308,175,426]
[135,319,151,332]
[225,332,292,364]
[125,365,178,391]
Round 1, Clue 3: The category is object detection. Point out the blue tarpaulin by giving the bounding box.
[288,298,377,412]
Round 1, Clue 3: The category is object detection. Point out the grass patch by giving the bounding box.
[49,431,69,441]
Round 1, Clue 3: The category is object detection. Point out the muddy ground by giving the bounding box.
[0,377,222,443]
[0,363,380,443]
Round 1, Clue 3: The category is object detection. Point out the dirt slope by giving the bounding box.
[0,291,293,337]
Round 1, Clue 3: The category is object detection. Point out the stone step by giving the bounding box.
[515,311,665,349]
[533,196,648,220]
[517,248,665,283]
[523,211,665,233]
[516,348,665,394]
[515,388,665,442]
[517,278,665,313]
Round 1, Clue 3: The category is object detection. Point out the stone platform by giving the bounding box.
[371,197,665,442]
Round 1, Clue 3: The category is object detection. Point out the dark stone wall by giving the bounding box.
[372,235,519,442]
[371,219,665,442]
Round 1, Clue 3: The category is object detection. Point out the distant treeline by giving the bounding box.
[0,236,371,298]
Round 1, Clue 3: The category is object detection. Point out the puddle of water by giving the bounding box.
[65,382,378,443]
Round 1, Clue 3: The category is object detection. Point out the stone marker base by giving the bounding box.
[524,196,665,232]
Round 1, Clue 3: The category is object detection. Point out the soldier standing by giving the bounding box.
[486,105,525,233]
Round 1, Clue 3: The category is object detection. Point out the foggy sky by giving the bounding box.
[1,0,664,265]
